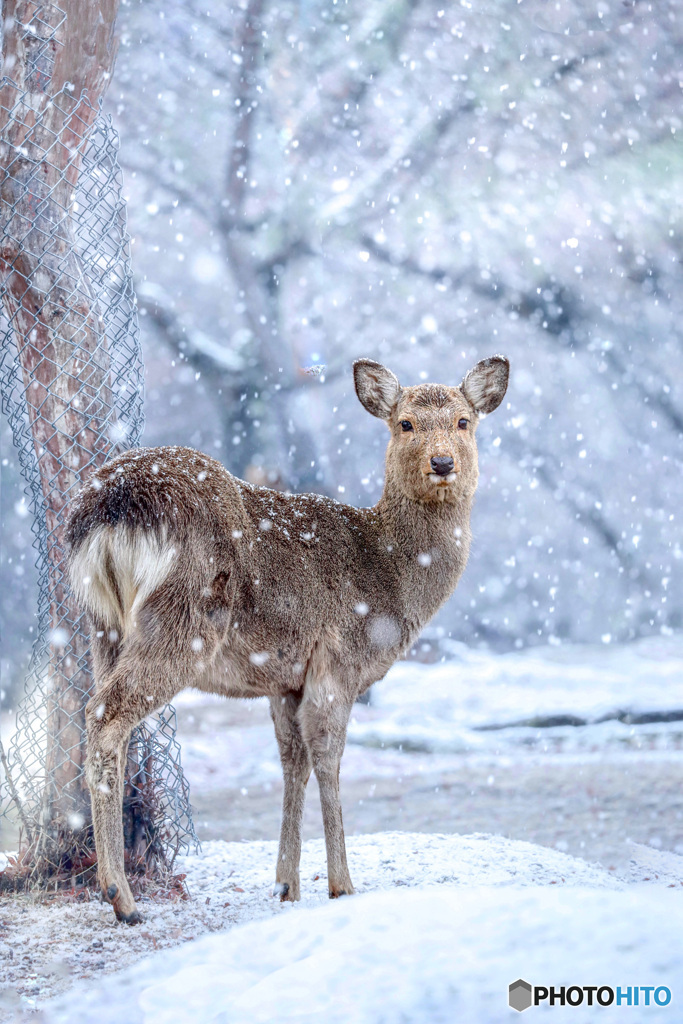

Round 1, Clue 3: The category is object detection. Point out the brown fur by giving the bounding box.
[66,355,509,923]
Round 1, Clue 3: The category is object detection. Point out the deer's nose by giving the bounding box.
[430,456,455,476]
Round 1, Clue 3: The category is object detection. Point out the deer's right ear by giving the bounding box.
[353,359,401,420]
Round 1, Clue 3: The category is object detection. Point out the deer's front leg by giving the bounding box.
[300,682,354,898]
[269,693,311,901]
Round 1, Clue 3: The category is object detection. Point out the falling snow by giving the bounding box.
[2,1,683,1019]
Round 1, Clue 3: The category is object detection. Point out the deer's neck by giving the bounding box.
[372,487,473,626]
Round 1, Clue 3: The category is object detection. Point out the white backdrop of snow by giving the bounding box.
[172,637,683,793]
[345,635,683,755]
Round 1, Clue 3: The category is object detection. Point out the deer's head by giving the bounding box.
[354,355,509,503]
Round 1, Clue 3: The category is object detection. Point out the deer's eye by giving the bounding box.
[458,418,469,430]
[400,420,413,432]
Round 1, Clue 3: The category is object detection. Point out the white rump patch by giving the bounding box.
[70,526,177,635]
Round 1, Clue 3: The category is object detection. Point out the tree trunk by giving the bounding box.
[0,0,120,870]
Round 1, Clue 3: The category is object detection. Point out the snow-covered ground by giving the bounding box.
[43,889,682,1024]
[1,637,682,1020]
[9,832,681,1024]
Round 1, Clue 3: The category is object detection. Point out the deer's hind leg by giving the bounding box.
[86,565,234,923]
[85,633,180,924]
[269,692,311,901]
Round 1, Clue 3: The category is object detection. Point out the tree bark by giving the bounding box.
[0,0,120,862]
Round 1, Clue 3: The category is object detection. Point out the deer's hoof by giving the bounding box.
[273,881,300,902]
[103,882,142,924]
[115,907,144,926]
[329,884,355,899]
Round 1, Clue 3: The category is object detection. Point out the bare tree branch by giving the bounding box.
[137,283,244,373]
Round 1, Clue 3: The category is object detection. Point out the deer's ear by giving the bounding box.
[353,359,401,420]
[461,355,509,414]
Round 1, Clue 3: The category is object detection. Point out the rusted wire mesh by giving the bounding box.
[0,60,197,884]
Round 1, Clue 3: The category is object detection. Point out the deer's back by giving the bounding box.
[67,446,409,697]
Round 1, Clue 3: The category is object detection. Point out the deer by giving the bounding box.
[66,355,509,924]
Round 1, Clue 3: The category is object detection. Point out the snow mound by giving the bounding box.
[43,884,681,1024]
[177,832,624,906]
[10,832,673,1020]
[628,840,683,885]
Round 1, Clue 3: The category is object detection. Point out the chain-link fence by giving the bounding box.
[0,45,197,886]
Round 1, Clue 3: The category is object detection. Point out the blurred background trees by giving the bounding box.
[3,0,682,702]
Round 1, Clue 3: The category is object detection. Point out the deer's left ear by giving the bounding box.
[461,355,509,414]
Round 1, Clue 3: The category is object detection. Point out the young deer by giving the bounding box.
[67,355,509,924]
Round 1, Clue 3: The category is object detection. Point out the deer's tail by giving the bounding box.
[68,525,177,638]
